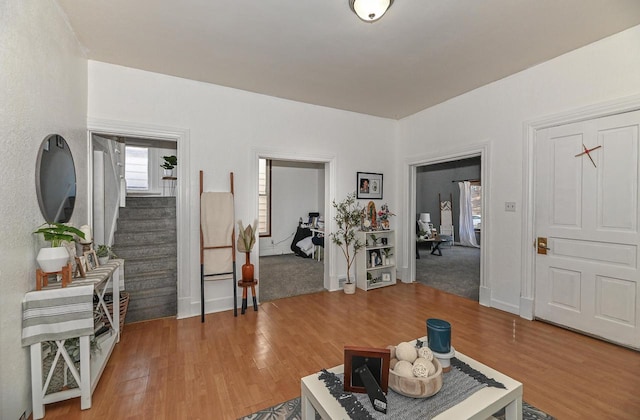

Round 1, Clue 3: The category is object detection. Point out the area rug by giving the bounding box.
[238,397,555,420]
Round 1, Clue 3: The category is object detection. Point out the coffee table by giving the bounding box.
[301,346,522,419]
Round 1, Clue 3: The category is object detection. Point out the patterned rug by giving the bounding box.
[238,396,555,420]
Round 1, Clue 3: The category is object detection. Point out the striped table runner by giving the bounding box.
[22,285,95,347]
[22,260,124,347]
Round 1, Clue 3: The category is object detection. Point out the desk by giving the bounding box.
[416,237,445,258]
[301,342,523,420]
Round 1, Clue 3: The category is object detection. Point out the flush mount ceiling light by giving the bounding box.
[349,0,394,23]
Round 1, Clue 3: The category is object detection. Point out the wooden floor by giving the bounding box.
[40,283,640,419]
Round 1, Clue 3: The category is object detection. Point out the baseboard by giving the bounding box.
[479,286,491,307]
[519,296,534,320]
[489,297,519,316]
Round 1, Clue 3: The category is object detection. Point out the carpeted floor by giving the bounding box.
[238,396,554,420]
[259,245,479,303]
[258,254,325,302]
[415,244,480,301]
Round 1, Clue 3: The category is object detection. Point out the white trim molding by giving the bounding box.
[87,118,192,319]
[404,142,491,307]
[521,93,640,320]
[252,149,338,293]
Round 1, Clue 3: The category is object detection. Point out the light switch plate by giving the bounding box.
[505,202,516,212]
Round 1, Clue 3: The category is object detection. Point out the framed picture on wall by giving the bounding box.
[357,172,383,199]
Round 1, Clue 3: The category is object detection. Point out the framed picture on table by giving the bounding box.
[357,172,383,199]
[84,250,99,271]
[344,346,390,394]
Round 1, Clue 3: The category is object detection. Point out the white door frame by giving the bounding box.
[86,118,191,318]
[252,149,337,291]
[404,142,491,307]
[521,94,640,320]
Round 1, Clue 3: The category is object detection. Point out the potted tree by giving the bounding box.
[330,192,364,294]
[161,155,177,177]
[33,223,85,273]
[236,220,258,281]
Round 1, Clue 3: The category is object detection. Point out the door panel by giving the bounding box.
[535,110,640,349]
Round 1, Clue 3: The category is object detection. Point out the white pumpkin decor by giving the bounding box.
[394,360,414,378]
[396,342,418,363]
[418,346,434,361]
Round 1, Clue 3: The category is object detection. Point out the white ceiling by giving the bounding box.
[56,0,640,119]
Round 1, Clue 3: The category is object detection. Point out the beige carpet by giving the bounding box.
[258,254,325,302]
[415,244,480,301]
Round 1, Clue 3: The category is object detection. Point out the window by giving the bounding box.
[125,146,149,191]
[470,181,482,230]
[258,158,271,236]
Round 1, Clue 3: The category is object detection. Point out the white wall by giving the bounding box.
[397,25,640,314]
[87,61,397,317]
[259,161,325,257]
[0,1,88,418]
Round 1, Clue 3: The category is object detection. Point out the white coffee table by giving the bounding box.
[301,346,522,420]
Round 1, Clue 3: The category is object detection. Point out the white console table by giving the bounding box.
[22,259,124,419]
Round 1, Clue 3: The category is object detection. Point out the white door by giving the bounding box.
[535,110,640,349]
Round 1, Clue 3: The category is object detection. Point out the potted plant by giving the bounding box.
[382,247,393,266]
[377,203,395,230]
[330,192,364,294]
[33,223,85,273]
[96,245,117,265]
[236,220,258,282]
[161,155,177,177]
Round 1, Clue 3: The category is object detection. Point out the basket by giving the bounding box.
[99,292,130,333]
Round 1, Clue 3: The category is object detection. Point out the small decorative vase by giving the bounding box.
[36,247,70,273]
[163,168,174,177]
[99,256,110,265]
[343,282,356,294]
[242,252,254,282]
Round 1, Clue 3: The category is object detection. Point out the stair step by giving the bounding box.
[124,256,177,276]
[125,272,176,292]
[119,206,176,220]
[115,196,177,323]
[117,218,176,233]
[113,243,176,260]
[114,230,177,245]
[126,303,177,324]
[125,196,176,208]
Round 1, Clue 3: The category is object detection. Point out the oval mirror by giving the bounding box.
[35,134,77,223]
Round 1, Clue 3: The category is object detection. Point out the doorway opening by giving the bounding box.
[407,143,489,305]
[257,159,327,302]
[414,157,481,300]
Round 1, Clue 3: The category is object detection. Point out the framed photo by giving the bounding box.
[357,172,383,199]
[56,135,65,149]
[382,272,391,282]
[344,346,390,394]
[84,250,99,271]
[75,256,87,277]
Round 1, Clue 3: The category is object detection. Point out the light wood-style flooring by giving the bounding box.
[40,283,640,419]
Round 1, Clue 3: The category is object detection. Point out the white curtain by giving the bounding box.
[458,182,479,247]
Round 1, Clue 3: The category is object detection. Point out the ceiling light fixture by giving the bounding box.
[349,0,394,23]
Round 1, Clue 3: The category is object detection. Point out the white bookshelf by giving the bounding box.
[356,230,396,291]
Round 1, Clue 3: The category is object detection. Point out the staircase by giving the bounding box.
[113,196,177,323]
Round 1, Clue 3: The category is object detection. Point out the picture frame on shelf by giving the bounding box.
[84,250,99,271]
[357,172,383,199]
[382,272,391,282]
[74,256,87,278]
[344,346,390,394]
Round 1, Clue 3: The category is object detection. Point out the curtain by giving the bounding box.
[458,181,479,247]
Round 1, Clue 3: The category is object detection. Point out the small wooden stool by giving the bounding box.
[237,279,258,314]
[36,263,72,290]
